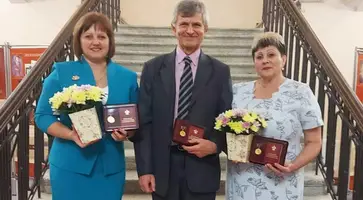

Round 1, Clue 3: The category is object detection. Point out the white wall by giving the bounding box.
[303,0,361,174]
[303,0,363,87]
[120,0,263,28]
[0,0,81,45]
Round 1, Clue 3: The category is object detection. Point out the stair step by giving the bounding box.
[120,194,332,200]
[115,59,256,76]
[115,34,254,46]
[116,42,252,54]
[40,168,326,196]
[117,25,263,37]
[26,192,334,200]
[114,50,253,65]
[133,70,257,83]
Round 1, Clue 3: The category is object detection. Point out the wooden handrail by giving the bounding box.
[284,0,363,134]
[0,0,99,133]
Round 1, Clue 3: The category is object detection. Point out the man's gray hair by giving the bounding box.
[171,0,209,26]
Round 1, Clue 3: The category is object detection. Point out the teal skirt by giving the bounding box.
[50,156,125,200]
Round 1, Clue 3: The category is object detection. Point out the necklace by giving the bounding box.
[93,67,107,84]
[96,72,107,82]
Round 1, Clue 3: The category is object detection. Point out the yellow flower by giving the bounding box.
[260,119,268,128]
[242,114,254,123]
[87,87,103,101]
[228,121,244,134]
[251,125,259,132]
[224,110,234,118]
[250,112,258,120]
[214,120,222,130]
[61,90,72,103]
[71,90,86,105]
[49,92,63,110]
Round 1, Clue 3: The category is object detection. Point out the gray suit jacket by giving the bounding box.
[134,50,233,196]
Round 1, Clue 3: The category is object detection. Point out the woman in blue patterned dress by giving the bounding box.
[226,32,323,200]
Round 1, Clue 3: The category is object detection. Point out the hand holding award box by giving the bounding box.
[249,135,288,166]
[103,104,139,131]
[172,119,205,146]
[49,84,105,145]
[214,108,288,165]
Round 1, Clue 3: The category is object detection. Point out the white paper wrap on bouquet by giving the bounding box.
[226,132,253,163]
[68,107,102,144]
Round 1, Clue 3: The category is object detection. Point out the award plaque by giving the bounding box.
[103,104,139,131]
[249,135,289,166]
[172,119,205,146]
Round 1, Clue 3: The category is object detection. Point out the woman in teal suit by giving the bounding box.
[35,12,138,200]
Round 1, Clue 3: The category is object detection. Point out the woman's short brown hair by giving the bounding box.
[72,12,115,61]
[251,32,287,58]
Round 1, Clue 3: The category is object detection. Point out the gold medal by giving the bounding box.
[180,130,186,137]
[255,148,262,155]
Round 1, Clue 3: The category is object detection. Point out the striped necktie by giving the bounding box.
[177,56,193,119]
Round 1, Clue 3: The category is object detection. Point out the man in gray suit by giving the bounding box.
[134,1,232,199]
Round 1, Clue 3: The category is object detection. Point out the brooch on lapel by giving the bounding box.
[72,75,80,81]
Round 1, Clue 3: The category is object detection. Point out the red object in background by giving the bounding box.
[10,48,46,91]
[355,53,363,102]
[0,48,6,99]
[10,48,47,125]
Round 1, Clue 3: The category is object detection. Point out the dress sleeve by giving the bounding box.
[299,85,324,130]
[34,64,62,133]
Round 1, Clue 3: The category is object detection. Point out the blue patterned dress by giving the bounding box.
[226,79,323,200]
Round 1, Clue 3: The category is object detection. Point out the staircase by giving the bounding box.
[114,25,261,83]
[38,25,330,199]
[40,141,329,198]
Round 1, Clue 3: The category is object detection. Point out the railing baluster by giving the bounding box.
[287,26,294,79]
[34,103,44,199]
[0,129,12,200]
[293,37,301,81]
[283,16,289,77]
[274,3,280,32]
[337,116,351,200]
[279,9,284,36]
[353,143,363,200]
[269,0,276,31]
[18,103,30,200]
[309,55,317,94]
[316,71,326,175]
[263,0,268,31]
[301,48,308,83]
[325,90,337,188]
[111,0,115,28]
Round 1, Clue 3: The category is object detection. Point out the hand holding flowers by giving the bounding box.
[214,108,268,163]
[49,84,105,145]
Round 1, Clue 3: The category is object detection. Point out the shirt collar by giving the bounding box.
[176,46,201,66]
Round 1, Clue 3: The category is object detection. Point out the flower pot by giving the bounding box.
[226,132,254,163]
[68,107,102,144]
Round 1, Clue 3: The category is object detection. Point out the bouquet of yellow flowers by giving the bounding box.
[214,108,267,135]
[49,84,104,114]
[49,84,105,144]
[214,108,268,162]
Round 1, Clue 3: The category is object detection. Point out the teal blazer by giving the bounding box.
[35,58,138,175]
